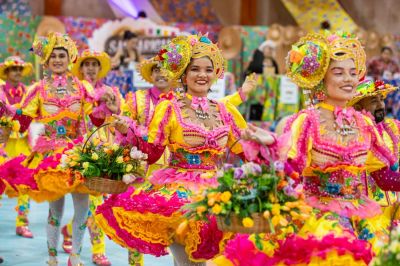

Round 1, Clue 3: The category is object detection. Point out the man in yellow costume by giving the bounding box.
[349,79,400,209]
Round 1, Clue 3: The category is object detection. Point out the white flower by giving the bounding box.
[130,146,147,160]
[60,154,68,168]
[122,174,137,184]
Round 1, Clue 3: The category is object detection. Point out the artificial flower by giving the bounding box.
[212,204,222,214]
[242,217,254,228]
[220,191,232,203]
[126,164,133,172]
[116,156,124,164]
[91,152,99,160]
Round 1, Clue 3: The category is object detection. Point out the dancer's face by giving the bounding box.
[183,57,215,97]
[151,66,170,92]
[47,48,69,75]
[355,94,386,123]
[80,58,101,83]
[5,66,23,84]
[324,59,359,105]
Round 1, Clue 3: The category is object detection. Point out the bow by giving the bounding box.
[191,96,209,111]
[52,75,68,88]
[334,107,355,128]
[9,86,23,98]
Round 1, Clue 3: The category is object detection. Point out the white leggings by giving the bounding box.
[47,193,89,259]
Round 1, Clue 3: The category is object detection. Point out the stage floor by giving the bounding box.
[0,195,174,266]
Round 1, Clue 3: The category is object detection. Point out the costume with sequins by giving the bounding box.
[95,35,247,262]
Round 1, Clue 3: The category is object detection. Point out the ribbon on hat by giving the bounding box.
[191,96,209,111]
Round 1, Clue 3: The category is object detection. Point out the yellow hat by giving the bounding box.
[157,34,226,83]
[31,32,78,64]
[0,56,33,80]
[287,32,366,89]
[347,80,398,107]
[71,50,111,80]
[137,57,158,84]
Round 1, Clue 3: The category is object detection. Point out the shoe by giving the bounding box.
[16,226,33,238]
[67,257,84,266]
[61,225,72,254]
[92,254,111,266]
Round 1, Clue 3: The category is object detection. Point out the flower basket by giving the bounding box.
[84,177,129,194]
[64,123,147,194]
[216,213,270,234]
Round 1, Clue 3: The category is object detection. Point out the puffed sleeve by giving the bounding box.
[364,116,394,172]
[220,101,247,154]
[147,99,177,146]
[219,90,245,107]
[285,112,313,174]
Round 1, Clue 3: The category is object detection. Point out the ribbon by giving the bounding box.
[333,106,355,128]
[52,75,68,88]
[191,96,209,111]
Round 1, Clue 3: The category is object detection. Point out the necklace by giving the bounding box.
[195,108,210,120]
[318,102,357,136]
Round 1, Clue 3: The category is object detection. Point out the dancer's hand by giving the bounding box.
[241,124,275,145]
[241,73,258,97]
[111,115,128,135]
[101,88,119,114]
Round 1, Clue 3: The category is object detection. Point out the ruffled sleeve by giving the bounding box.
[219,90,245,107]
[20,82,42,118]
[285,112,313,174]
[364,115,395,172]
[147,99,176,146]
[220,101,247,154]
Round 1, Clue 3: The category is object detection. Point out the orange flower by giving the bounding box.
[289,50,304,64]
[277,180,288,190]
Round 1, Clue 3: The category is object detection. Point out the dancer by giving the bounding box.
[0,32,119,266]
[349,80,399,210]
[123,56,255,265]
[0,56,34,238]
[217,32,400,265]
[96,34,256,266]
[56,50,120,266]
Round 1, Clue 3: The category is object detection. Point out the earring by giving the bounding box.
[314,82,327,102]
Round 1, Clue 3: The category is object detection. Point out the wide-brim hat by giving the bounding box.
[347,80,398,107]
[137,57,158,84]
[71,50,111,80]
[0,56,33,80]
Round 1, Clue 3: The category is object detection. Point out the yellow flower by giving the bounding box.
[116,156,124,164]
[82,162,89,169]
[92,137,101,146]
[220,191,232,203]
[263,210,270,219]
[12,121,20,132]
[126,164,133,172]
[271,204,281,216]
[242,217,254,228]
[91,153,99,160]
[69,161,77,167]
[196,205,207,215]
[207,198,216,206]
[211,204,222,214]
[271,215,280,226]
[111,143,119,151]
[279,217,288,227]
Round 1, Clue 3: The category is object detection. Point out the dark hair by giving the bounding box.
[53,47,69,55]
[80,58,100,67]
[245,49,279,76]
[320,20,331,30]
[381,46,393,54]
[151,64,160,72]
[137,11,147,18]
[123,30,138,41]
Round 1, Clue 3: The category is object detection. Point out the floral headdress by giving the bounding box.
[0,56,33,80]
[347,80,398,106]
[287,32,366,104]
[71,50,111,80]
[31,32,78,64]
[156,34,225,83]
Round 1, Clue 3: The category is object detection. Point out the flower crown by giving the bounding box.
[287,32,366,90]
[156,34,225,83]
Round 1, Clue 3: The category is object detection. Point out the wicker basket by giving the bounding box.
[216,213,271,234]
[84,177,129,194]
[0,125,11,144]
